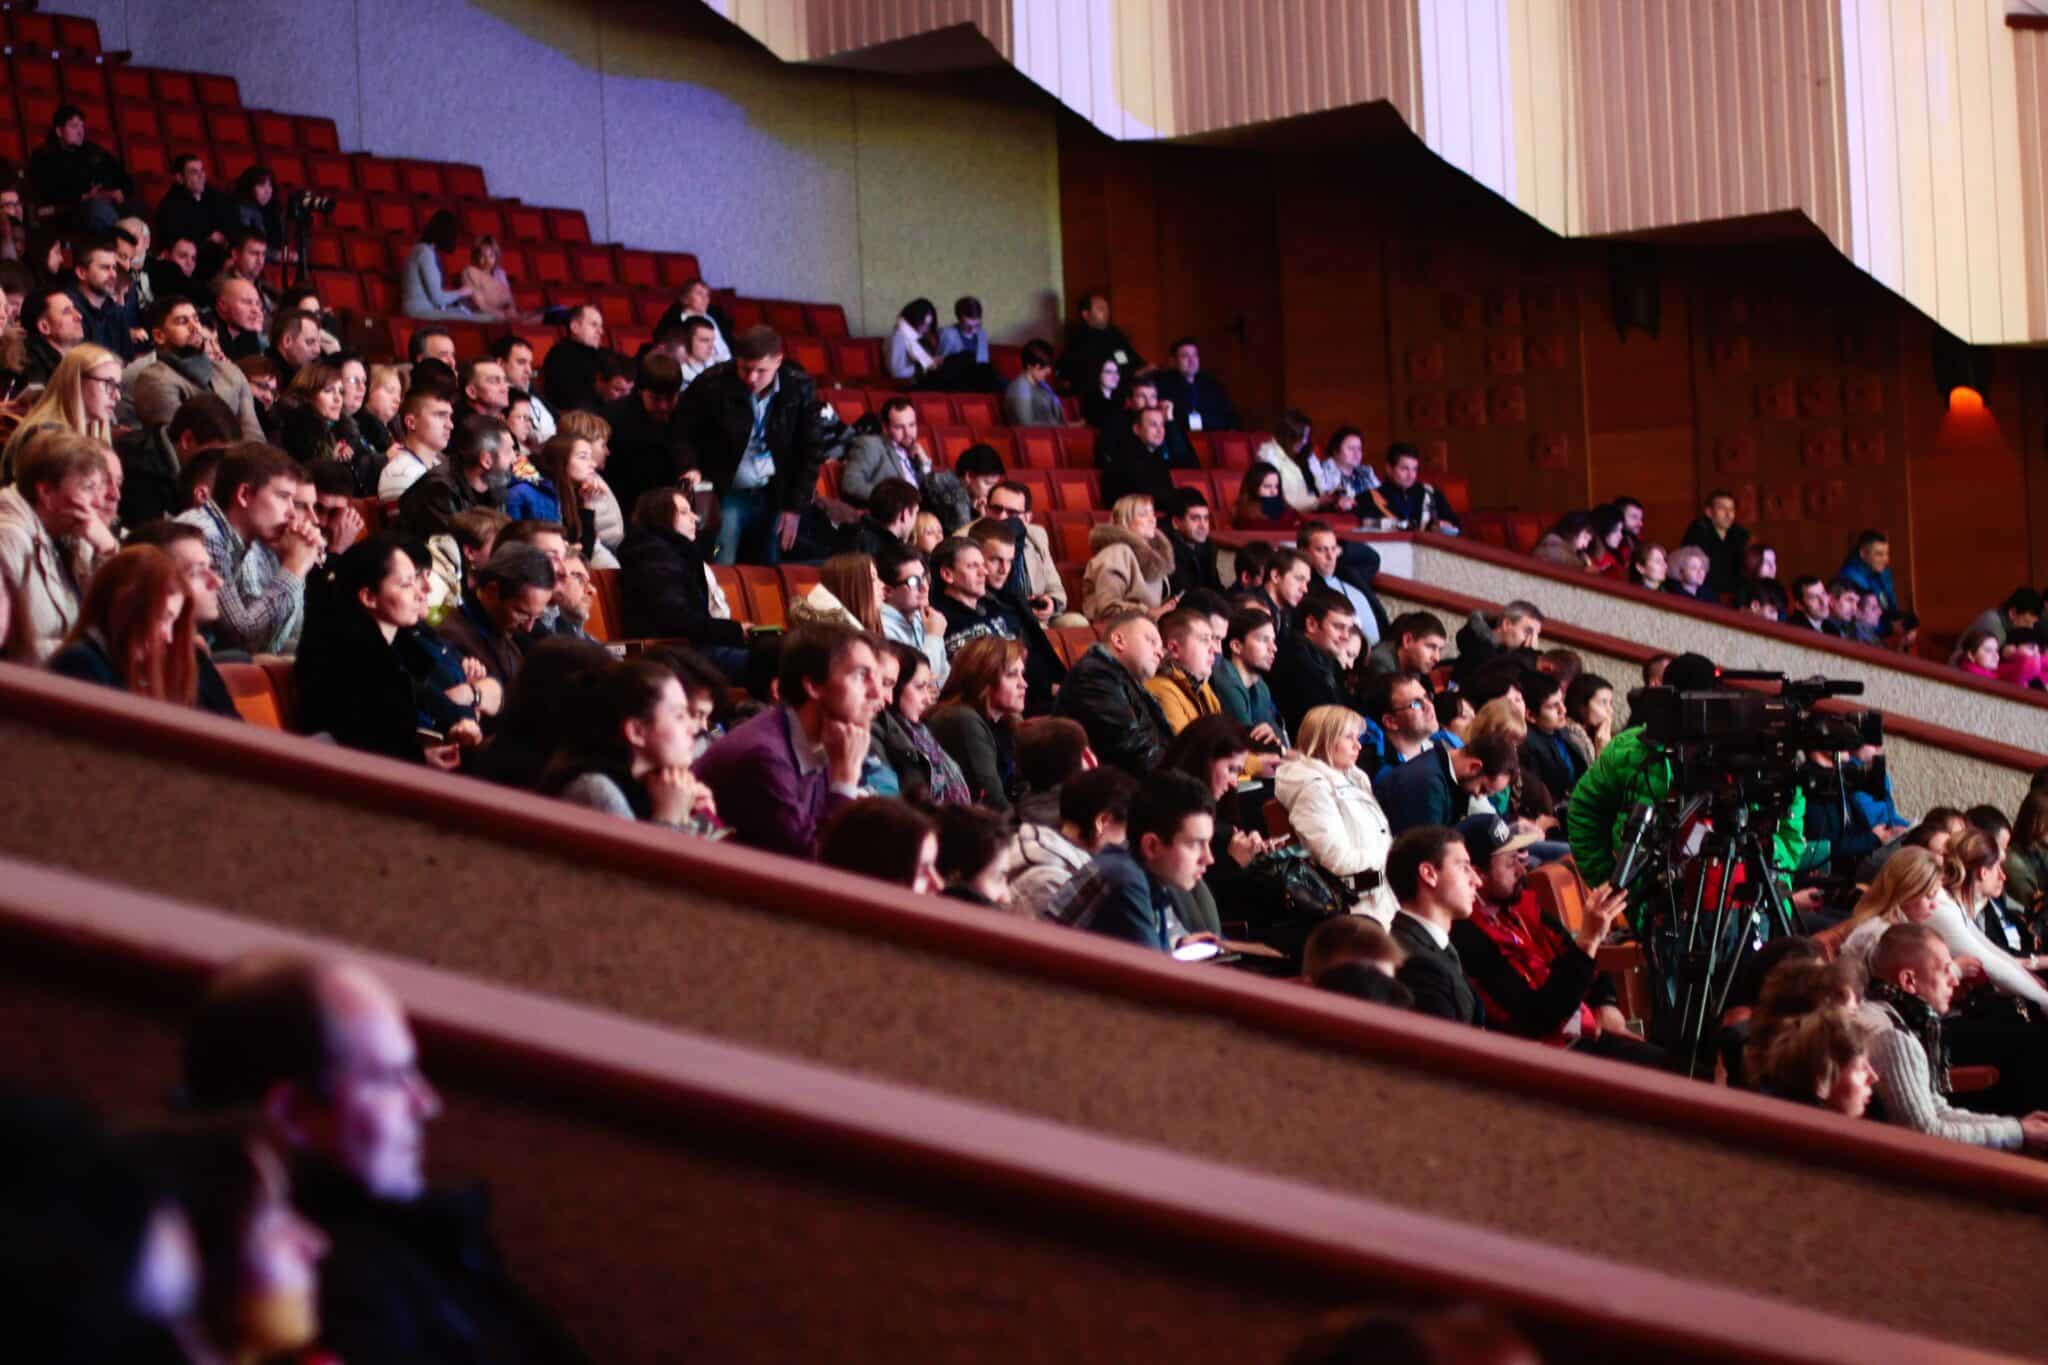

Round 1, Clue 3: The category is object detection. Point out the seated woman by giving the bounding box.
[1275,704,1398,924]
[885,297,939,382]
[0,428,118,658]
[2008,789,2048,911]
[1082,493,1175,620]
[48,544,200,705]
[554,410,624,561]
[1586,505,1628,576]
[541,655,718,833]
[1530,511,1594,571]
[399,209,476,321]
[927,635,1027,811]
[1835,847,1943,985]
[1230,462,1304,532]
[229,165,285,251]
[819,796,943,894]
[935,803,1015,908]
[328,353,387,495]
[458,234,537,324]
[790,552,882,635]
[357,362,403,456]
[1955,628,2003,680]
[1559,672,1614,770]
[1628,542,1667,592]
[294,535,481,768]
[273,359,349,469]
[1305,426,1377,511]
[1663,545,1715,602]
[869,640,971,806]
[1751,1008,1875,1116]
[1250,411,1327,517]
[1080,357,1122,430]
[615,486,748,678]
[2,342,120,476]
[505,432,600,558]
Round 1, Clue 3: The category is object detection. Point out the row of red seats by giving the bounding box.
[2,59,237,109]
[0,10,103,58]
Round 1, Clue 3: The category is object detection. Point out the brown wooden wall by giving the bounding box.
[1057,120,2048,636]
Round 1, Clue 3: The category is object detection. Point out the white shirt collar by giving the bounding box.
[1396,908,1451,951]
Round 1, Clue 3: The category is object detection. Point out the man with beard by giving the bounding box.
[1448,814,1663,1065]
[129,296,264,440]
[398,413,513,544]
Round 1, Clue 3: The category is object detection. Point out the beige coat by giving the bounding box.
[1018,520,1067,615]
[1274,755,1398,924]
[1081,523,1172,620]
[0,484,98,660]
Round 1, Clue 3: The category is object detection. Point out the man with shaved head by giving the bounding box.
[184,956,590,1363]
[212,275,266,363]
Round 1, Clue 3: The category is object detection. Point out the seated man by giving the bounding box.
[1787,575,1833,633]
[1373,730,1518,836]
[1151,336,1240,433]
[839,396,969,531]
[265,307,323,390]
[28,103,131,233]
[936,294,990,365]
[1055,607,1172,776]
[378,387,457,502]
[1861,923,2048,1152]
[836,476,918,562]
[1049,770,1216,953]
[147,233,208,309]
[1298,520,1384,646]
[1097,400,1196,508]
[119,390,240,527]
[18,283,83,386]
[435,543,554,684]
[540,304,607,413]
[182,956,590,1363]
[212,275,267,363]
[458,354,510,420]
[1254,546,1313,638]
[984,479,1069,623]
[1001,338,1064,427]
[1009,762,1135,921]
[1452,600,1542,687]
[1452,814,1661,1064]
[932,533,1063,711]
[173,441,319,655]
[1164,487,1224,596]
[1366,611,1446,682]
[1359,668,1436,778]
[1517,671,1584,800]
[694,623,882,858]
[876,535,948,687]
[130,294,265,440]
[1829,578,1872,643]
[65,234,135,360]
[398,413,511,544]
[1368,442,1460,532]
[1270,588,1355,737]
[1385,825,1484,1024]
[1144,606,1223,734]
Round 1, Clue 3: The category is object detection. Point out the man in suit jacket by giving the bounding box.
[1384,825,1486,1026]
[1269,588,1355,737]
[838,395,971,530]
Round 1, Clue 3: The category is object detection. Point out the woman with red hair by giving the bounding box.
[48,544,197,704]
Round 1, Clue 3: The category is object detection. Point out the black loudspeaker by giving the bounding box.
[1608,244,1661,340]
[1931,328,1992,400]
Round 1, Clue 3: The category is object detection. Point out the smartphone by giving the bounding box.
[415,727,447,744]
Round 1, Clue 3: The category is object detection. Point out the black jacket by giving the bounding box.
[1152,368,1240,433]
[672,359,831,513]
[154,185,237,252]
[652,300,734,348]
[615,524,745,648]
[1057,320,1144,393]
[540,337,604,414]
[1096,424,1198,507]
[48,633,236,718]
[295,603,427,763]
[1054,643,1170,776]
[596,392,687,512]
[1269,631,1349,736]
[1392,914,1485,1026]
[1450,906,1601,1039]
[935,588,1065,715]
[293,1161,590,1365]
[114,425,181,528]
[1166,528,1224,597]
[28,135,130,212]
[398,465,493,544]
[833,514,901,561]
[1679,516,1750,601]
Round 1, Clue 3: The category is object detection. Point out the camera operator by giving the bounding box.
[1799,740,1909,880]
[1565,652,1817,919]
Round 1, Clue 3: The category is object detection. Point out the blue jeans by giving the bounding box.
[715,487,781,566]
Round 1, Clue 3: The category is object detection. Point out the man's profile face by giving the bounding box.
[500,343,534,390]
[1389,455,1420,490]
[1622,504,1644,536]
[1498,614,1540,650]
[815,641,881,725]
[979,538,1013,590]
[1800,581,1829,618]
[1863,539,1890,573]
[1831,589,1860,622]
[943,545,986,600]
[1146,812,1215,892]
[885,561,927,613]
[280,319,321,367]
[42,292,83,347]
[406,399,455,453]
[686,327,717,363]
[304,968,442,1202]
[1272,560,1312,608]
[1399,631,1443,673]
[1304,608,1353,657]
[0,188,22,223]
[1481,845,1527,903]
[568,307,605,348]
[421,334,457,370]
[219,280,263,333]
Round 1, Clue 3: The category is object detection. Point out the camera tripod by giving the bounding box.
[1641,795,1802,1077]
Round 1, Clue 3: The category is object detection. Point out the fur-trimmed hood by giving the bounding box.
[1087,523,1173,582]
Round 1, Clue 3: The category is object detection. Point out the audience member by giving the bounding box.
[2007,789,2048,911]
[1008,764,1135,920]
[434,541,552,685]
[1837,529,1897,619]
[1158,487,1221,596]
[536,304,605,413]
[397,411,511,556]
[869,639,971,805]
[1373,729,1518,837]
[1861,924,2048,1151]
[15,282,83,387]
[885,297,939,381]
[1275,705,1398,923]
[1384,825,1484,1023]
[818,796,942,893]
[1143,606,1227,733]
[45,542,196,702]
[493,335,557,445]
[541,656,717,832]
[840,395,970,530]
[874,537,946,686]
[1056,607,1170,776]
[5,343,117,480]
[934,803,1014,907]
[182,956,592,1362]
[457,235,532,323]
[1360,668,1436,776]
[1451,599,1541,685]
[928,635,1028,809]
[1679,488,1748,601]
[1002,338,1064,426]
[130,295,263,440]
[984,478,1071,623]
[1057,289,1144,393]
[169,441,315,654]
[64,233,134,359]
[29,104,130,234]
[1752,1008,1875,1116]
[613,485,746,674]
[1629,542,1668,591]
[1270,588,1355,735]
[1151,335,1239,433]
[1211,607,1288,749]
[1098,401,1196,507]
[1367,442,1459,531]
[1049,769,1220,954]
[1082,493,1174,619]
[1662,544,1713,602]
[673,326,829,565]
[122,517,235,713]
[376,387,456,501]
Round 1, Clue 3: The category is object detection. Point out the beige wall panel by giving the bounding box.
[2013,29,2048,339]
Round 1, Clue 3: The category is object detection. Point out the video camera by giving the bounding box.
[1631,670,1881,776]
[286,189,335,219]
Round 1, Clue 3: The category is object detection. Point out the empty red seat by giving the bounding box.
[1212,433,1255,469]
[208,110,253,146]
[327,192,369,233]
[56,16,100,56]
[1056,427,1097,468]
[10,13,55,50]
[990,344,1023,380]
[727,298,764,330]
[314,270,364,312]
[656,253,700,289]
[505,205,546,242]
[295,118,339,153]
[124,140,169,178]
[215,146,259,183]
[152,71,198,106]
[11,59,58,95]
[1009,471,1054,512]
[591,287,635,329]
[612,326,649,357]
[0,128,27,166]
[766,301,807,335]
[633,293,670,327]
[359,274,395,315]
[787,335,830,377]
[829,339,879,381]
[1015,430,1061,470]
[114,101,163,146]
[1050,471,1100,510]
[913,395,954,429]
[933,427,976,466]
[252,111,295,149]
[615,249,659,291]
[496,244,530,280]
[355,157,399,195]
[343,237,389,274]
[160,106,206,147]
[196,75,239,107]
[445,165,487,200]
[570,245,615,285]
[59,65,107,102]
[805,304,848,338]
[399,161,444,198]
[110,68,154,104]
[305,233,345,271]
[308,154,354,192]
[545,209,589,244]
[370,197,416,237]
[955,395,998,428]
[460,204,504,241]
[269,151,308,189]
[529,245,571,287]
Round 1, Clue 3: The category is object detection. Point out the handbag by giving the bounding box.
[1240,845,1351,961]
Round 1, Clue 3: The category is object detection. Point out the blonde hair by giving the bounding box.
[1847,846,1941,927]
[1468,697,1527,747]
[1296,705,1365,767]
[3,343,116,470]
[1753,1007,1868,1107]
[367,363,402,397]
[912,511,944,552]
[1111,493,1154,530]
[556,409,612,446]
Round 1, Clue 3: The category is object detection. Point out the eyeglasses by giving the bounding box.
[986,503,1025,519]
[1391,697,1431,714]
[894,573,926,590]
[85,373,121,393]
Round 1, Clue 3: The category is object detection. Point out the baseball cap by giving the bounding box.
[1457,812,1541,864]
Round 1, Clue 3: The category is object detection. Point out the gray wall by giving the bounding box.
[61,0,1063,339]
